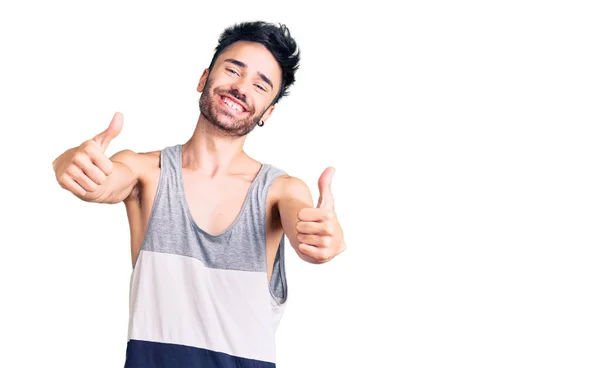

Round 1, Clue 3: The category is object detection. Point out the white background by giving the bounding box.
[1,1,599,367]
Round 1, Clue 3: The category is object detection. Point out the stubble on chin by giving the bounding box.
[198,86,262,137]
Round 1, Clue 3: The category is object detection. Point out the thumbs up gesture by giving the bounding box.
[52,112,124,198]
[296,167,346,263]
[93,112,124,152]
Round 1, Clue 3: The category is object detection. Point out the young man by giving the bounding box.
[51,21,346,367]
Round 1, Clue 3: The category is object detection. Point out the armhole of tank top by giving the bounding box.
[273,234,288,306]
[264,170,289,306]
[132,148,166,270]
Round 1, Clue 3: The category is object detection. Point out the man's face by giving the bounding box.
[198,41,282,137]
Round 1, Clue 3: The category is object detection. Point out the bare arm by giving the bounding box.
[276,175,315,262]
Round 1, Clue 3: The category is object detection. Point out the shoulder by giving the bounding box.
[109,149,161,178]
[110,149,161,205]
[271,173,312,203]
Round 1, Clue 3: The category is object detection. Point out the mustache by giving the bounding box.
[215,88,251,110]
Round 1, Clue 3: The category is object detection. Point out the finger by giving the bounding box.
[297,208,335,222]
[317,167,335,209]
[93,112,124,151]
[81,163,107,186]
[297,234,331,247]
[72,153,107,185]
[83,143,114,176]
[62,176,87,197]
[298,243,331,263]
[68,166,99,192]
[296,220,334,236]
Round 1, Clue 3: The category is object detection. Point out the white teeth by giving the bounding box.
[223,97,243,111]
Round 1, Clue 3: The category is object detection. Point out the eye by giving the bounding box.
[226,68,240,76]
[255,84,267,92]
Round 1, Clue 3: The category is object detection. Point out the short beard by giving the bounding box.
[198,75,268,137]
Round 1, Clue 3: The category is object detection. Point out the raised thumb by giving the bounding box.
[317,167,335,209]
[94,112,124,151]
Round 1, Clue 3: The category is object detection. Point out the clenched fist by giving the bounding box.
[52,112,124,198]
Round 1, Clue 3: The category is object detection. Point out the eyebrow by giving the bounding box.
[224,58,274,90]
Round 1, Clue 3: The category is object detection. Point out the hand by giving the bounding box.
[296,167,346,263]
[53,112,124,197]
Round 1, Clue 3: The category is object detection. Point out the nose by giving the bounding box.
[229,87,246,103]
[230,77,252,102]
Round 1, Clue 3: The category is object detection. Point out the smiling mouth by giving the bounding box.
[220,95,247,114]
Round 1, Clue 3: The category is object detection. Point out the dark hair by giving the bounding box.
[208,21,300,105]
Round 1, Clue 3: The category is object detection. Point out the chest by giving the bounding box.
[132,162,285,282]
[181,169,256,236]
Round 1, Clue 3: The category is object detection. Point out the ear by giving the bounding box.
[260,104,276,124]
[197,69,209,93]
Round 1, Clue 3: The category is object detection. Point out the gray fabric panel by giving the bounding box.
[139,144,287,301]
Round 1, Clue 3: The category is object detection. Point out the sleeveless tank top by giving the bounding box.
[124,144,289,368]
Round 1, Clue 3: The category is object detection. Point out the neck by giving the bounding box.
[181,114,249,175]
